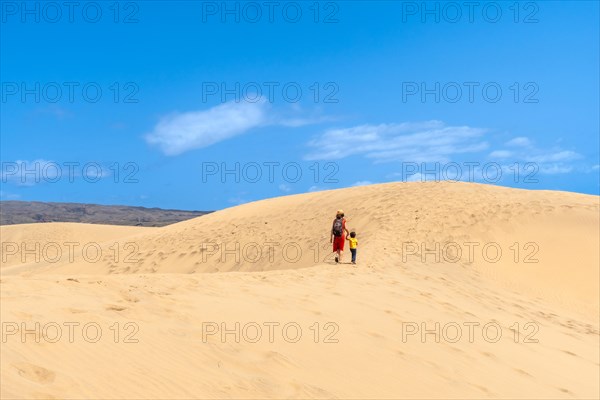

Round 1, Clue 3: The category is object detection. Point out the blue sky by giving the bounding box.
[1,0,598,210]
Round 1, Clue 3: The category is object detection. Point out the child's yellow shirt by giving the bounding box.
[348,237,358,249]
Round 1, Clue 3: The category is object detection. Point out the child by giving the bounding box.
[346,231,358,264]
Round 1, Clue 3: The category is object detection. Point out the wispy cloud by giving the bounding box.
[489,150,513,159]
[274,115,335,128]
[145,99,329,156]
[489,137,582,175]
[305,121,488,163]
[1,159,58,186]
[228,195,251,205]
[351,180,374,186]
[506,137,532,147]
[304,121,589,183]
[146,100,267,156]
[278,183,292,193]
[0,191,21,200]
[31,105,73,120]
[1,159,113,186]
[537,164,574,174]
[528,150,581,163]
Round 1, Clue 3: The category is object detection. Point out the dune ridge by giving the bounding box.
[4,182,597,308]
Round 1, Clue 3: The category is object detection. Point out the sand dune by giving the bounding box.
[1,182,598,399]
[0,222,156,273]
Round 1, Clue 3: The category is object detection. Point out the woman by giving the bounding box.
[330,209,349,263]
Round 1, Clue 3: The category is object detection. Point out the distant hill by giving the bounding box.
[0,201,211,227]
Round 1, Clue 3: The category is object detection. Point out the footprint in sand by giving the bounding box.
[119,290,140,303]
[514,368,532,377]
[106,305,127,311]
[66,308,87,314]
[12,362,55,384]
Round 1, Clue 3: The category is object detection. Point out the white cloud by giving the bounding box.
[537,164,574,174]
[273,115,337,128]
[146,100,267,156]
[0,191,21,200]
[528,150,581,163]
[351,180,373,186]
[1,160,113,186]
[305,121,488,163]
[31,105,73,120]
[228,196,249,205]
[278,183,292,192]
[404,173,425,182]
[146,99,331,156]
[489,150,513,159]
[2,159,57,186]
[489,138,582,175]
[506,137,532,147]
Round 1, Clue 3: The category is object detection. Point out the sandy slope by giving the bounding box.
[0,223,156,272]
[1,182,599,399]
